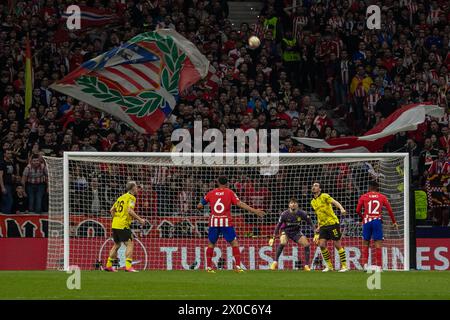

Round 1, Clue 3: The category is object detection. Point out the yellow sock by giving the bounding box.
[338,248,347,268]
[106,257,114,268]
[126,258,132,269]
[320,248,333,268]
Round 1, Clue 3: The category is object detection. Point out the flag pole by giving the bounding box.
[24,34,33,119]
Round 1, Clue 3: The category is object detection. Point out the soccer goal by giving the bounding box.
[44,152,410,271]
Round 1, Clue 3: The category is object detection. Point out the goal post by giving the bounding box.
[44,152,411,271]
[63,152,70,272]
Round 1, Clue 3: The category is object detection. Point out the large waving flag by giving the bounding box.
[24,36,33,119]
[293,103,444,152]
[50,29,210,133]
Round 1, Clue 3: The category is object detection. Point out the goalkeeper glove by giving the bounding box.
[268,237,275,247]
[313,233,319,245]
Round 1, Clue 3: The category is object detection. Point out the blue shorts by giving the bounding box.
[362,219,383,241]
[208,227,237,244]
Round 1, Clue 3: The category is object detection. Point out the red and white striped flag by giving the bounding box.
[61,5,120,28]
[293,103,444,152]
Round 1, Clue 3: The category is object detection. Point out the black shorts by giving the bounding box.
[319,224,342,241]
[282,230,305,243]
[112,228,133,243]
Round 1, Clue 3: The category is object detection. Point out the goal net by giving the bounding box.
[44,152,410,271]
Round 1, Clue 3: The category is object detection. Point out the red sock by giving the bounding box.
[375,248,382,267]
[206,247,214,269]
[232,246,241,268]
[362,246,369,266]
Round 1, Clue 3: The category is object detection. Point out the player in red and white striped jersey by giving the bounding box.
[197,176,265,273]
[356,181,398,271]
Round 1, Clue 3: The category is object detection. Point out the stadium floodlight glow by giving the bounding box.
[44,152,410,271]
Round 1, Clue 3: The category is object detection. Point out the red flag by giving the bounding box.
[60,6,120,29]
[293,103,444,152]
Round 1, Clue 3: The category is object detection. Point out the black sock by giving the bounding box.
[276,244,285,261]
[304,246,310,265]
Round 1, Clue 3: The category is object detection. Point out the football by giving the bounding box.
[248,36,261,49]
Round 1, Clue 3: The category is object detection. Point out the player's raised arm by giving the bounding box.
[237,201,265,217]
[331,198,346,215]
[228,185,264,217]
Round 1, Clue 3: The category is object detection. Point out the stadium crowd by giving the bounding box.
[0,0,449,225]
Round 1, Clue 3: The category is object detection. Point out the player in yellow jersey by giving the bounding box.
[311,182,348,272]
[104,181,146,272]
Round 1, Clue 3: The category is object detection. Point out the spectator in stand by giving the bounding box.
[428,149,450,176]
[13,184,28,214]
[0,149,16,214]
[350,64,373,131]
[86,177,106,215]
[440,126,450,153]
[375,87,398,118]
[40,132,57,156]
[405,138,421,178]
[178,177,195,215]
[21,154,47,214]
[136,183,158,217]
[313,107,333,136]
[418,137,440,181]
[427,148,450,226]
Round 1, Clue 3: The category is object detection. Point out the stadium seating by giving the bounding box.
[0,0,448,227]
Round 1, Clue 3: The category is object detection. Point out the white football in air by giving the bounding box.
[248,36,261,49]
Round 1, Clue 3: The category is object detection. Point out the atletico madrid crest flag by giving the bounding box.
[50,29,210,134]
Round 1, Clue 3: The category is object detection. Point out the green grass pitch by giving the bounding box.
[0,270,449,300]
